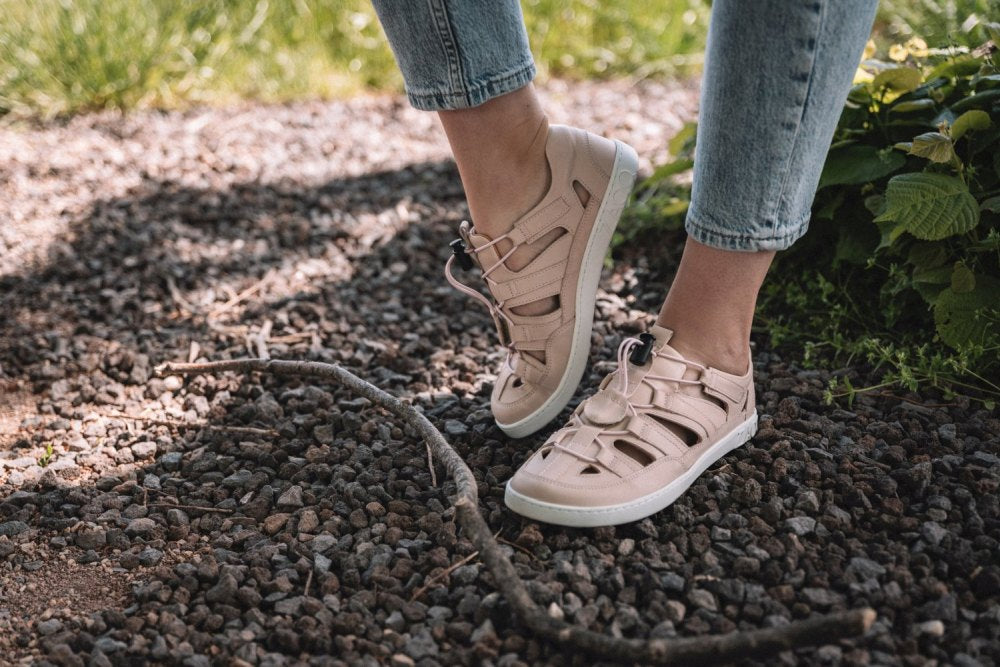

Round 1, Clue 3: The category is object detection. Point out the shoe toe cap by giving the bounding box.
[490,367,545,426]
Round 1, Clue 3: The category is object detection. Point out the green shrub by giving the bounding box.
[621,25,1000,405]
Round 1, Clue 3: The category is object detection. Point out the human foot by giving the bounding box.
[446,125,638,438]
[504,325,757,526]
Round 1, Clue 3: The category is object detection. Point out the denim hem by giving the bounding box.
[405,60,536,111]
[685,209,810,252]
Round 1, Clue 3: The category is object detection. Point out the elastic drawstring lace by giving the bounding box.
[544,336,709,467]
[444,227,524,369]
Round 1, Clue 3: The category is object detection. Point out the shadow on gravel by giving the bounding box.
[2,158,1000,665]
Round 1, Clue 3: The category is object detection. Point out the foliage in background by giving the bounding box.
[622,24,1000,405]
[876,0,998,49]
[525,0,709,79]
[0,0,709,118]
[1,0,993,118]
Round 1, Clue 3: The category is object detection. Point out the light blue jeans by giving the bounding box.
[371,0,878,252]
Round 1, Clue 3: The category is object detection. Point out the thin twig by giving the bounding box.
[411,550,480,602]
[166,276,196,316]
[104,411,279,437]
[304,568,314,598]
[426,441,438,487]
[251,319,273,360]
[498,537,539,561]
[208,271,273,319]
[157,357,876,665]
[149,502,233,514]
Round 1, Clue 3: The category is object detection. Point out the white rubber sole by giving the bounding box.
[496,140,639,439]
[504,412,759,526]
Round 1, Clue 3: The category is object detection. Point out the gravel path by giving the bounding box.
[1,80,998,666]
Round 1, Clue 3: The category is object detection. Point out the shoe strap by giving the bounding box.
[488,257,567,307]
[504,317,562,350]
[622,413,689,458]
[505,196,573,246]
[701,367,749,407]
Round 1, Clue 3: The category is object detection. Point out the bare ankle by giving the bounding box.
[660,326,750,376]
[473,123,551,240]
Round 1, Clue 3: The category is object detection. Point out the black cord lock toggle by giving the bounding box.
[629,332,656,365]
[450,239,474,270]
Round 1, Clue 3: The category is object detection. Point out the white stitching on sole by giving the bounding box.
[496,140,639,438]
[504,412,759,526]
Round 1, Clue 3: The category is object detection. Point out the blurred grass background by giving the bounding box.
[0,0,995,118]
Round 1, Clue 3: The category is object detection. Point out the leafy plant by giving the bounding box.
[621,26,1000,404]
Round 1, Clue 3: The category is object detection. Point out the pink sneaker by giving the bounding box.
[446,125,638,438]
[505,326,758,526]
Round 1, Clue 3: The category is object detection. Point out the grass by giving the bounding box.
[0,0,708,119]
[0,0,400,117]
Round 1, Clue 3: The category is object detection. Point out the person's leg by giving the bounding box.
[662,0,880,375]
[658,239,774,375]
[506,0,879,527]
[372,0,639,437]
[438,86,550,262]
[371,0,551,268]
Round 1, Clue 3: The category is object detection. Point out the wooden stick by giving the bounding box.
[104,411,279,438]
[157,358,876,664]
[304,568,314,598]
[149,502,233,514]
[208,271,273,319]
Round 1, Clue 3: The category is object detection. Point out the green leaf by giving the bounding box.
[818,144,905,188]
[907,243,948,269]
[668,122,697,157]
[981,195,1000,213]
[847,83,872,105]
[875,173,980,241]
[951,89,1000,113]
[951,262,976,293]
[913,280,946,305]
[814,190,845,221]
[973,74,1000,89]
[872,67,922,95]
[951,109,992,141]
[864,194,886,217]
[934,276,1000,348]
[657,197,690,218]
[912,265,952,284]
[874,219,906,250]
[643,158,693,185]
[984,22,1000,45]
[927,57,984,81]
[907,132,957,164]
[833,216,879,266]
[890,98,936,113]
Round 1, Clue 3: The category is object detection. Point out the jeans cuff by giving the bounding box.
[405,60,537,111]
[685,209,810,252]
